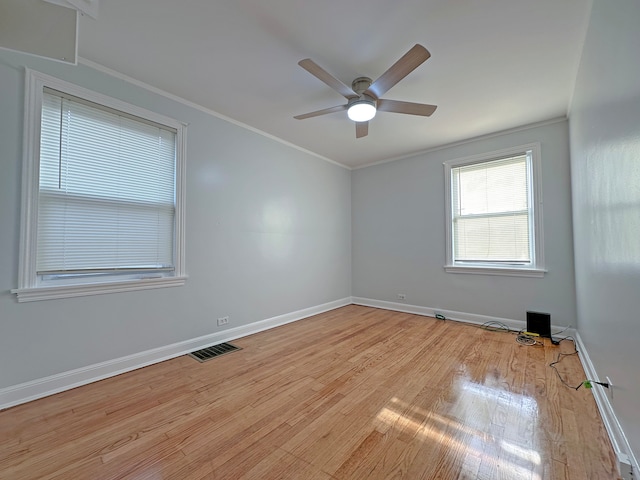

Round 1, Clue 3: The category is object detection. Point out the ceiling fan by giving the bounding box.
[294,44,437,138]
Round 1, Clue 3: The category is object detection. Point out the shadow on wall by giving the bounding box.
[576,96,640,272]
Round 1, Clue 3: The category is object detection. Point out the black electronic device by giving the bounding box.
[526,311,551,338]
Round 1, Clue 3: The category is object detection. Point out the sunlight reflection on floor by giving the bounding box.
[375,381,542,479]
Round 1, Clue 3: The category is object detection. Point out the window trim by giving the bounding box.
[443,143,545,277]
[12,69,187,302]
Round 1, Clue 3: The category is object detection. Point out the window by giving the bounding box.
[443,144,545,277]
[12,70,186,302]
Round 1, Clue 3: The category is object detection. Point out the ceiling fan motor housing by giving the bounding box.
[347,94,376,109]
[351,77,373,95]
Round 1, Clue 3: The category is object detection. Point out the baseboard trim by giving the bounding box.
[351,296,577,335]
[353,296,521,331]
[0,297,351,410]
[574,332,639,475]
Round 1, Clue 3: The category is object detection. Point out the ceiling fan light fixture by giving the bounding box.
[295,45,435,138]
[347,99,376,122]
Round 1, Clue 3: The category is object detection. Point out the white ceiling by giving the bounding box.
[77,0,591,169]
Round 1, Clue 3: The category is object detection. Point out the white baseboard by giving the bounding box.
[0,297,351,410]
[574,333,639,475]
[351,297,577,336]
[353,297,521,331]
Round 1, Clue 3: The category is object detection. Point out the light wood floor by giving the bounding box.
[0,305,619,479]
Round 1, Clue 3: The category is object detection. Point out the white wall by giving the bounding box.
[0,49,351,390]
[352,120,576,326]
[569,0,640,462]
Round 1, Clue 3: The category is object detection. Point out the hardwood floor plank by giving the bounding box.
[240,447,335,480]
[332,430,388,479]
[0,306,621,479]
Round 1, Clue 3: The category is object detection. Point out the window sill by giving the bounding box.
[444,265,546,278]
[11,276,187,302]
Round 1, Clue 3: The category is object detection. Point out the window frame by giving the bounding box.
[12,69,187,302]
[443,143,545,277]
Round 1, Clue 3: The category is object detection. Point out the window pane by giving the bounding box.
[452,156,528,216]
[451,153,532,264]
[37,193,175,271]
[37,91,176,274]
[454,213,530,262]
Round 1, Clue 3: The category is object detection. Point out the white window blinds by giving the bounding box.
[37,89,177,275]
[451,154,532,264]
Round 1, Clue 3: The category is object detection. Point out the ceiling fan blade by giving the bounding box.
[298,59,358,99]
[294,104,348,120]
[355,121,368,138]
[364,44,431,99]
[376,99,437,116]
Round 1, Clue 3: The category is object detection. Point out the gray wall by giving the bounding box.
[352,120,576,326]
[0,49,351,388]
[569,0,640,460]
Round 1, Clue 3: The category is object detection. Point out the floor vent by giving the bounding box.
[188,342,241,362]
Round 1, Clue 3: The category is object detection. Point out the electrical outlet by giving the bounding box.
[397,294,406,300]
[217,316,229,326]
[606,376,614,400]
